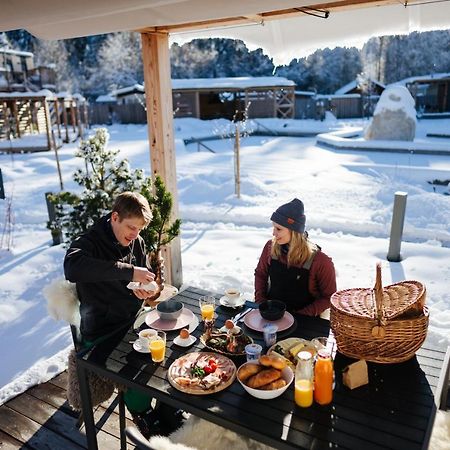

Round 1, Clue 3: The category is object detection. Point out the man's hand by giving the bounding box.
[133,288,153,300]
[133,266,155,284]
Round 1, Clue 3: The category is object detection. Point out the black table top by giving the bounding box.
[79,286,448,450]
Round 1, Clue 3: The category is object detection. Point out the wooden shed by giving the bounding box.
[172,76,295,120]
[399,73,450,115]
[0,91,88,152]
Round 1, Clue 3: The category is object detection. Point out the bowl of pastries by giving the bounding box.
[237,354,294,400]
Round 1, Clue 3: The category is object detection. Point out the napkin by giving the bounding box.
[127,281,158,292]
[342,359,369,390]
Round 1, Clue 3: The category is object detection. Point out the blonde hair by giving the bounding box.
[271,230,314,267]
[112,192,152,226]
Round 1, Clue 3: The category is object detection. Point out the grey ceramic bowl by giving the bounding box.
[156,300,183,320]
[259,300,286,321]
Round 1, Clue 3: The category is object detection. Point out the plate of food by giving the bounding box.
[267,337,317,370]
[168,352,237,395]
[200,320,253,356]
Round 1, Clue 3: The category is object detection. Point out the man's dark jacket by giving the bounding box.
[64,213,147,341]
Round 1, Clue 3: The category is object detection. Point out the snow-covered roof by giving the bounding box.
[171,76,294,90]
[0,89,55,99]
[113,84,144,96]
[393,72,450,86]
[316,93,362,99]
[335,79,385,95]
[295,90,316,97]
[96,94,117,103]
[0,48,33,57]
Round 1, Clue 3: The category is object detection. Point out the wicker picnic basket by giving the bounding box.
[330,263,429,364]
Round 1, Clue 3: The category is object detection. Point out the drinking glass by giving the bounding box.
[149,331,166,363]
[199,295,216,321]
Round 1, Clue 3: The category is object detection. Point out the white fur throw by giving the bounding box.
[148,416,276,450]
[43,278,80,327]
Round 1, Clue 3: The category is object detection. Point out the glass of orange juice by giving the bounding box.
[149,331,166,363]
[199,296,216,321]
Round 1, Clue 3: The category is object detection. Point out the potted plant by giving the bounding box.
[140,175,181,298]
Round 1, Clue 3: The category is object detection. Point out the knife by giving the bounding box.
[232,307,252,324]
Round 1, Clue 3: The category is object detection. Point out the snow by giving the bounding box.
[171,76,294,90]
[373,85,417,122]
[0,119,449,436]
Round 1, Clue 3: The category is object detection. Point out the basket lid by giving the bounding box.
[331,264,425,320]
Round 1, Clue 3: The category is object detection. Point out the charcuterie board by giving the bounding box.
[167,352,236,395]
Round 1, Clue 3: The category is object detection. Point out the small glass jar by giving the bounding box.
[295,351,314,407]
[263,323,278,347]
[245,343,262,362]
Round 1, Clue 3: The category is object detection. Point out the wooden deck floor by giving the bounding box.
[0,371,135,449]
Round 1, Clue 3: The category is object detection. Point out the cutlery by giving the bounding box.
[232,307,252,324]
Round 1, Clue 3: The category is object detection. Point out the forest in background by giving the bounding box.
[2,29,450,98]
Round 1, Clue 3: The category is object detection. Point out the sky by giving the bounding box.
[0,115,449,447]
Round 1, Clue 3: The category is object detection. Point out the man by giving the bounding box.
[64,191,181,437]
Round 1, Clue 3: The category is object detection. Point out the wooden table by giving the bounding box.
[77,286,449,450]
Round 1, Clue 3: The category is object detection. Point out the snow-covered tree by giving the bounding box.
[86,32,143,95]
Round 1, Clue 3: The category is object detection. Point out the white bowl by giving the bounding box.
[237,362,294,400]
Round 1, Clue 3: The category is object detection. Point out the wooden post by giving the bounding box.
[44,100,64,190]
[12,100,20,138]
[234,123,241,198]
[54,99,62,139]
[387,191,407,262]
[62,98,69,143]
[195,91,200,118]
[141,31,182,288]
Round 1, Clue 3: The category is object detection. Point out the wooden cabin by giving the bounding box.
[0,48,56,93]
[398,73,450,115]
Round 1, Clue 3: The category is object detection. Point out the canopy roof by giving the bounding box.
[2,0,450,64]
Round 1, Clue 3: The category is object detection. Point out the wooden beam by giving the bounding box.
[137,0,403,34]
[141,31,182,289]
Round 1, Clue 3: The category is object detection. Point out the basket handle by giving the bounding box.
[373,262,384,322]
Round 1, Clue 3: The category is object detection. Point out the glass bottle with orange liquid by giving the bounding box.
[314,349,333,405]
[295,351,314,408]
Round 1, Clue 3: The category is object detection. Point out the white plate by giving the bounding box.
[173,335,197,347]
[133,341,150,353]
[219,295,246,308]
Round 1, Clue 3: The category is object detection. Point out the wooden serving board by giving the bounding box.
[167,352,237,395]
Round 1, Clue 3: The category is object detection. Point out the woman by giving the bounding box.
[254,198,336,316]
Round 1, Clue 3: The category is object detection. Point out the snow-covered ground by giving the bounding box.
[0,117,449,446]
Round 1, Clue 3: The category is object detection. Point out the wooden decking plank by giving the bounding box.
[27,376,134,443]
[6,392,87,448]
[0,428,33,449]
[0,405,84,450]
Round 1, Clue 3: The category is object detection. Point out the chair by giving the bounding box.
[44,278,127,449]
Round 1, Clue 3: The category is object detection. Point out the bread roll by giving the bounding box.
[238,364,262,382]
[269,356,287,370]
[259,355,273,367]
[260,378,287,390]
[247,369,281,389]
[259,354,286,370]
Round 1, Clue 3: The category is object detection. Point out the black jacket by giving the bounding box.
[64,213,148,341]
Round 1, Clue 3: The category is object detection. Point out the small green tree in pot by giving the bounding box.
[139,175,181,299]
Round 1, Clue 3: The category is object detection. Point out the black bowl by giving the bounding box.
[259,300,286,321]
[156,300,183,320]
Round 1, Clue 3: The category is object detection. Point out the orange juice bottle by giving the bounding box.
[295,351,314,408]
[314,349,333,405]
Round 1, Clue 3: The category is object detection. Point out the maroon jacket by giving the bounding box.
[254,240,336,316]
